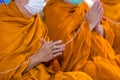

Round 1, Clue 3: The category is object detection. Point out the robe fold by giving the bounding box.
[44,0,120,79]
[108,21,120,68]
[101,0,120,71]
[0,1,93,80]
[101,0,120,22]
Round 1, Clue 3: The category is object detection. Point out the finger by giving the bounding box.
[53,40,62,45]
[92,1,99,13]
[94,1,101,13]
[97,5,102,14]
[101,7,104,17]
[100,9,104,20]
[87,1,98,17]
[53,52,62,58]
[41,38,46,46]
[45,40,53,47]
[91,1,98,9]
[52,47,65,54]
[97,10,103,25]
[49,40,62,47]
[89,5,95,15]
[86,11,90,20]
[51,44,65,50]
[97,5,103,24]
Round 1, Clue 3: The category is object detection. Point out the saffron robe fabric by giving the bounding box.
[44,0,120,80]
[101,0,120,22]
[0,1,93,80]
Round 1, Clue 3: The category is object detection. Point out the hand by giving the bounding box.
[94,1,104,36]
[86,0,103,31]
[94,25,104,36]
[36,38,65,62]
[24,39,65,73]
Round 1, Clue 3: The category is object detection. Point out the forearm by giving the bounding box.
[23,54,42,73]
[96,25,104,37]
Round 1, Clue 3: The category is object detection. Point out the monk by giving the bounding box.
[99,0,120,68]
[44,0,120,80]
[0,0,93,80]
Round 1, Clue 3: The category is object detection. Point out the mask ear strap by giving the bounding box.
[84,0,94,7]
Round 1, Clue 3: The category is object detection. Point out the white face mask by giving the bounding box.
[84,0,94,7]
[24,0,46,15]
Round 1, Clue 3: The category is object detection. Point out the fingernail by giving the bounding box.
[59,53,62,55]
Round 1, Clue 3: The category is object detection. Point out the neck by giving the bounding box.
[14,0,33,18]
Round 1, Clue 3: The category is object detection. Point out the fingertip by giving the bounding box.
[59,40,62,42]
[63,44,65,46]
[50,40,53,43]
[41,38,44,41]
[59,52,62,55]
[61,44,65,48]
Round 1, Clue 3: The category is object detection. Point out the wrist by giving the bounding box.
[32,53,43,64]
[95,25,104,36]
[23,54,42,73]
[89,23,95,31]
[28,53,42,68]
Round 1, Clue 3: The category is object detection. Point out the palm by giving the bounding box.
[86,0,104,31]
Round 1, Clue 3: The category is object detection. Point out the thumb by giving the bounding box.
[41,38,46,45]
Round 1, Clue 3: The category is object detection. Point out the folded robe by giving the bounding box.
[101,0,120,71]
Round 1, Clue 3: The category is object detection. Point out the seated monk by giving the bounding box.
[85,0,120,68]
[106,17,120,68]
[44,0,120,80]
[100,0,120,68]
[0,0,93,80]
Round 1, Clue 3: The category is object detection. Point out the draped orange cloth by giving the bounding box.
[107,21,120,68]
[44,0,120,80]
[101,0,120,22]
[114,27,120,67]
[101,0,120,4]
[101,0,120,70]
[44,0,91,71]
[0,1,93,80]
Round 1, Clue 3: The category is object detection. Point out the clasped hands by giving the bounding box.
[86,0,104,36]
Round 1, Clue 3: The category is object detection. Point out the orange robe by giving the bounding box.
[0,1,93,80]
[107,21,120,68]
[101,0,120,69]
[101,0,120,22]
[44,0,120,79]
